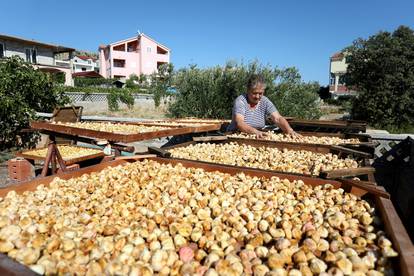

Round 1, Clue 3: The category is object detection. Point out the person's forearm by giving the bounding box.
[275,117,294,134]
[237,121,261,135]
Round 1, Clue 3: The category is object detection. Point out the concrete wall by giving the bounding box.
[0,39,55,65]
[330,58,347,74]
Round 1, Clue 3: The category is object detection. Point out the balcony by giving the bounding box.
[113,59,125,68]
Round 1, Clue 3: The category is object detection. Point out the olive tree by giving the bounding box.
[0,56,68,150]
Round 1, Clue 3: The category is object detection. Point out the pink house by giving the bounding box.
[99,33,170,79]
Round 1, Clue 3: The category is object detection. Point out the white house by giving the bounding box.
[0,33,75,86]
[329,51,357,98]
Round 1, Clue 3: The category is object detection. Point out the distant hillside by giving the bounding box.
[75,50,98,59]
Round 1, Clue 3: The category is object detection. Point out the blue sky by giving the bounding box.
[1,0,413,85]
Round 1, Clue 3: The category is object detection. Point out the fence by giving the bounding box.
[65,92,154,102]
[369,132,414,158]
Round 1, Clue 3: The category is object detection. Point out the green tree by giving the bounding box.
[345,25,414,132]
[0,56,68,150]
[125,74,139,89]
[148,63,174,106]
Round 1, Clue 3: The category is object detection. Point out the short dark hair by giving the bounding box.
[247,74,266,91]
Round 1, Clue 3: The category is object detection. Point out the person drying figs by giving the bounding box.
[227,74,299,139]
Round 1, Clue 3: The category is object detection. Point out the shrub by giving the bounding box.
[0,56,68,150]
[168,61,322,120]
[148,63,175,106]
[74,77,117,87]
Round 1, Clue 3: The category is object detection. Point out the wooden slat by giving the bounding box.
[375,187,414,276]
[339,179,390,199]
[0,253,37,276]
[114,154,157,160]
[148,147,171,157]
[320,167,375,179]
[330,145,372,158]
[192,136,228,142]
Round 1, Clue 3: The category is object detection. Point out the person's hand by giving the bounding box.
[254,130,268,139]
[287,129,302,138]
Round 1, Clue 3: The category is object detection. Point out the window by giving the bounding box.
[25,49,30,62]
[81,67,86,71]
[25,48,37,63]
[157,61,167,69]
[338,75,347,85]
[127,40,138,52]
[147,47,151,53]
[113,59,125,68]
[157,46,167,55]
[329,73,336,85]
[0,43,4,58]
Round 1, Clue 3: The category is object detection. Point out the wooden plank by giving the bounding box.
[148,146,171,157]
[192,136,228,142]
[330,145,373,158]
[339,179,390,199]
[0,253,37,276]
[320,167,375,179]
[375,187,414,276]
[114,154,157,160]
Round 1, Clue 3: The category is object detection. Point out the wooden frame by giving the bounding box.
[228,129,376,154]
[30,121,194,143]
[285,119,367,133]
[16,145,104,166]
[162,139,375,180]
[0,157,411,275]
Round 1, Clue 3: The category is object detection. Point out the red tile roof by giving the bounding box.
[331,52,344,60]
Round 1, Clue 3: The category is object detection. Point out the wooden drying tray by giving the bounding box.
[15,145,104,166]
[286,119,367,133]
[30,121,194,143]
[225,133,376,158]
[161,139,375,180]
[0,157,411,275]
